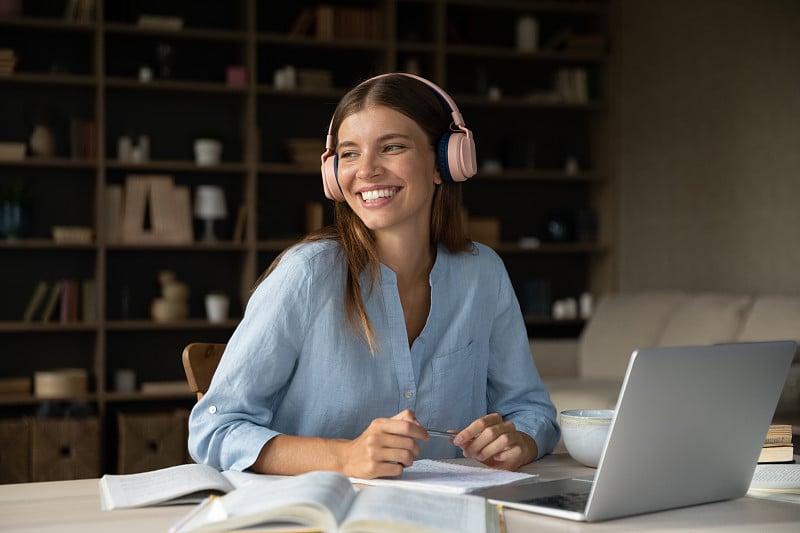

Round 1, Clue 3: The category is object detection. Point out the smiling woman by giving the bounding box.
[187,73,561,481]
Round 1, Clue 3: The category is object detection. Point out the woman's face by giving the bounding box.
[335,105,441,241]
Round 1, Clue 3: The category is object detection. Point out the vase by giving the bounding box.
[0,201,29,240]
[29,124,55,157]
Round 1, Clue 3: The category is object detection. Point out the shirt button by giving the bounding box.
[208,405,217,414]
[404,390,413,399]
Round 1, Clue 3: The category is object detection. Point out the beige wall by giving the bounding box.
[615,0,800,293]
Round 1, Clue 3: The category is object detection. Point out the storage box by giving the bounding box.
[0,142,25,161]
[0,418,31,483]
[118,410,189,474]
[31,417,99,481]
[34,368,88,399]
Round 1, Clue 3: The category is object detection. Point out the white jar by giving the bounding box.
[516,16,538,52]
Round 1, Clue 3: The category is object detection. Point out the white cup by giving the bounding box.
[115,369,136,392]
[194,139,222,166]
[205,293,230,323]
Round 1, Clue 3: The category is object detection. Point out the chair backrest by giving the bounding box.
[182,342,226,400]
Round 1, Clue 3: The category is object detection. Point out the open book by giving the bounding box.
[747,463,800,504]
[99,463,273,510]
[169,470,501,533]
[99,459,537,510]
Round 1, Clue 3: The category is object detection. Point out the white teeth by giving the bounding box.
[361,188,396,202]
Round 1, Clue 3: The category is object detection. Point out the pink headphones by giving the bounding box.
[320,73,477,202]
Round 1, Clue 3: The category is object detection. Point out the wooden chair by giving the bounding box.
[182,342,226,400]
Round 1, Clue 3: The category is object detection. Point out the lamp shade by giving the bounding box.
[194,185,227,219]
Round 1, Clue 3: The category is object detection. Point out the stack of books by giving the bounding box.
[0,49,16,75]
[758,424,794,463]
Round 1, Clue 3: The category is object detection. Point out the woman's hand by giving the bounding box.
[453,413,538,471]
[341,409,428,479]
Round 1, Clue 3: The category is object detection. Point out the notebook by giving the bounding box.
[479,341,796,522]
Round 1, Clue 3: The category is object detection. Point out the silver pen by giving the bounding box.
[426,428,456,439]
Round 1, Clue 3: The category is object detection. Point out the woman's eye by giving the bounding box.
[384,144,403,152]
[339,151,357,159]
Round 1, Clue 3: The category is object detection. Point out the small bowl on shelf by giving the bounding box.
[560,409,615,468]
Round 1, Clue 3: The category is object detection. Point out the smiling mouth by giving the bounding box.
[360,188,398,203]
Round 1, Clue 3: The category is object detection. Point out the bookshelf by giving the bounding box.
[0,0,614,479]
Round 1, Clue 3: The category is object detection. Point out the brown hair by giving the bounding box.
[258,74,472,352]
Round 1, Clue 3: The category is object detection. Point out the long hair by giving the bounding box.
[258,74,472,352]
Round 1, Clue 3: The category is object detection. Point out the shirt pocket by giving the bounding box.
[430,340,478,423]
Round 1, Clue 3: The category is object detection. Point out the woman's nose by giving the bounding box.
[355,152,381,179]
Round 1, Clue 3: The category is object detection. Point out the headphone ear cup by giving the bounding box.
[437,130,477,182]
[436,133,454,182]
[321,152,344,202]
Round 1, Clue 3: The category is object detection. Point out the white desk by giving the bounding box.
[2,454,799,532]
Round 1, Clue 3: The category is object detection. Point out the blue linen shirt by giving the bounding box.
[188,240,560,471]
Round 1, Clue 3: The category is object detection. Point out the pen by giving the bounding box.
[426,428,456,439]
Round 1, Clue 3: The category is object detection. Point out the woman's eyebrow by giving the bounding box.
[337,132,413,149]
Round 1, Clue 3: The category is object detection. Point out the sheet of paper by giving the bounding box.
[350,458,537,493]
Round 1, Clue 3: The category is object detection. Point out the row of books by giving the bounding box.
[291,4,381,40]
[23,279,97,324]
[0,49,16,75]
[106,175,193,244]
[759,424,794,463]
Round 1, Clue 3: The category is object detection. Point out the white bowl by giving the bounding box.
[560,409,615,468]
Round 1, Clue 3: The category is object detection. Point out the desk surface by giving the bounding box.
[2,454,799,532]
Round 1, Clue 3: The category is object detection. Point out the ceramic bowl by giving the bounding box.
[560,409,615,468]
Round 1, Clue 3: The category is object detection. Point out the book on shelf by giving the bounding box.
[64,0,95,22]
[105,184,123,244]
[0,376,31,395]
[59,279,80,324]
[69,118,97,159]
[23,280,49,322]
[40,281,63,322]
[232,204,247,243]
[758,424,794,464]
[99,463,502,533]
[82,279,97,322]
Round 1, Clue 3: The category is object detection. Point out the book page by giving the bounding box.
[100,463,236,510]
[342,486,497,533]
[350,458,537,493]
[749,463,800,490]
[173,471,356,533]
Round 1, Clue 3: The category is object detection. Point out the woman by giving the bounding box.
[188,73,560,479]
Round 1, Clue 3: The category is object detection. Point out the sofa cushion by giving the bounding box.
[656,292,753,347]
[737,294,800,345]
[578,291,686,380]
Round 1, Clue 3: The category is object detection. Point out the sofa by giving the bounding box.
[532,291,800,433]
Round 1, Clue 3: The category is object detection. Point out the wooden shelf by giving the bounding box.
[104,22,246,42]
[105,319,239,331]
[0,0,614,479]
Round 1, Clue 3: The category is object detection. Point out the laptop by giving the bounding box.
[479,340,796,522]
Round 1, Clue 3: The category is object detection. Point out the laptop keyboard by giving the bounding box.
[523,491,589,512]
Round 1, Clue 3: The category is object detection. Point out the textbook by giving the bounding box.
[99,463,271,510]
[99,459,537,511]
[748,463,800,503]
[169,470,502,533]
